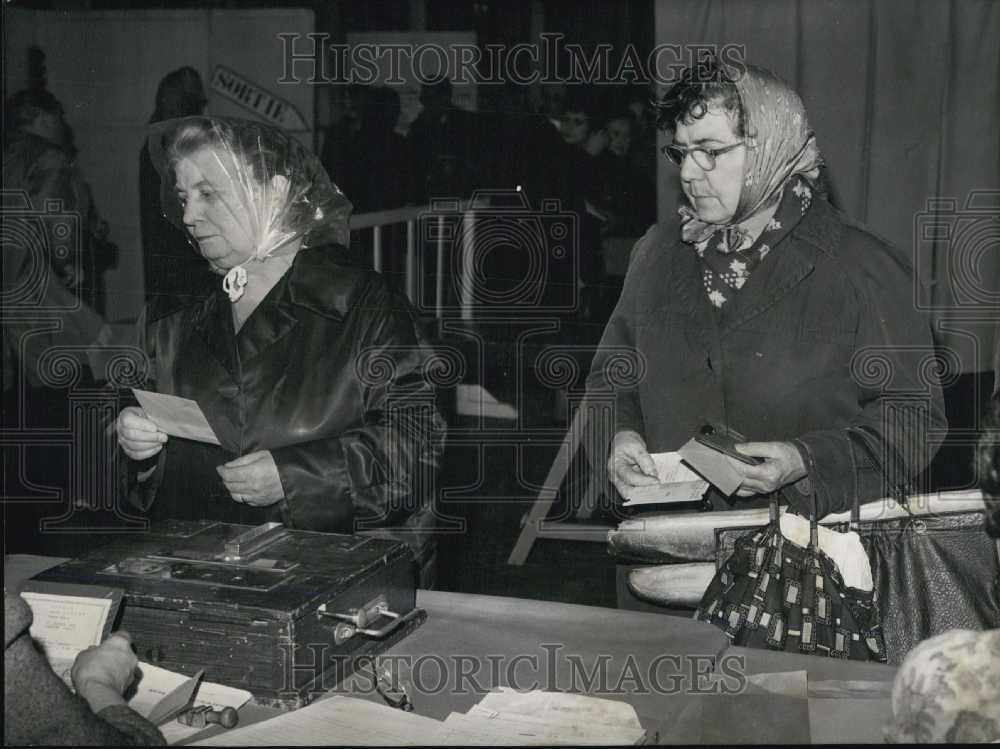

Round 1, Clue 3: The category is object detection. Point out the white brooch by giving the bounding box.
[223,265,248,302]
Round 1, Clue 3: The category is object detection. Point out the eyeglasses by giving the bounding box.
[660,140,744,171]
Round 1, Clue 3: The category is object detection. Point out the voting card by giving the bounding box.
[132,388,221,445]
[623,452,710,505]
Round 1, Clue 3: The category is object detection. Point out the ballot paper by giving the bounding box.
[623,451,710,506]
[441,688,647,745]
[192,696,446,746]
[132,388,221,445]
[677,438,744,496]
[192,690,647,746]
[19,584,121,687]
[129,662,252,745]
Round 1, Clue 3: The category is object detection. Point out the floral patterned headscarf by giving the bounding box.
[680,64,823,248]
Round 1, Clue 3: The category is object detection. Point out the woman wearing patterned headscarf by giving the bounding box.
[590,57,946,518]
[116,118,445,544]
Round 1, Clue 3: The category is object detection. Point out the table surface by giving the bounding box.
[5,554,898,745]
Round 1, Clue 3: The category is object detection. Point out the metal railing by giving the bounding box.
[349,202,472,322]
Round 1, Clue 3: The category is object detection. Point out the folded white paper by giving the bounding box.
[623,451,709,505]
[132,388,220,445]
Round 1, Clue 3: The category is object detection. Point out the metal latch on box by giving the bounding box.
[317,594,422,645]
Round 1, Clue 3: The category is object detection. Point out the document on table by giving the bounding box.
[132,389,220,445]
[192,696,445,746]
[623,451,710,506]
[19,584,121,686]
[442,689,647,745]
[192,690,647,746]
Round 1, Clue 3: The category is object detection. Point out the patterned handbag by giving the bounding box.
[694,443,888,662]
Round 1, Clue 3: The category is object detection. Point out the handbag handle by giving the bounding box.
[787,439,826,550]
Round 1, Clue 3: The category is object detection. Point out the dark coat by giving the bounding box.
[588,196,947,517]
[124,245,446,536]
[4,592,164,746]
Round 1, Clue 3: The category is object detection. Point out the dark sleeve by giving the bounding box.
[789,231,948,518]
[271,283,447,533]
[4,593,165,747]
[585,226,659,440]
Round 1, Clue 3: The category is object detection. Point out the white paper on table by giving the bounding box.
[21,591,114,684]
[475,687,642,729]
[132,388,221,445]
[192,696,444,746]
[443,688,646,745]
[623,452,710,506]
[128,662,252,745]
[439,711,645,745]
[745,670,809,698]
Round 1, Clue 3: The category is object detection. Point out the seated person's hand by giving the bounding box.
[71,631,138,713]
[608,430,660,498]
[116,406,168,461]
[217,450,284,507]
[730,441,807,497]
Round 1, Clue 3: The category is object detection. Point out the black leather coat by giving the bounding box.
[124,245,446,534]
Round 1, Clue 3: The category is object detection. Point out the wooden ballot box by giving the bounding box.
[32,520,425,709]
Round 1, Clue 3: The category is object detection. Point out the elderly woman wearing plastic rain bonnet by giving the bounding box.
[591,57,945,520]
[116,117,445,545]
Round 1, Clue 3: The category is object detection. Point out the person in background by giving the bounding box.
[139,66,210,303]
[4,88,116,313]
[323,86,408,214]
[625,82,659,187]
[4,591,164,745]
[406,78,480,203]
[590,111,657,239]
[556,88,609,331]
[3,89,120,551]
[320,83,364,199]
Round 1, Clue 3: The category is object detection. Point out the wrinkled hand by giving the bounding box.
[116,406,168,461]
[217,450,284,507]
[608,430,660,499]
[730,441,807,497]
[71,631,138,697]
